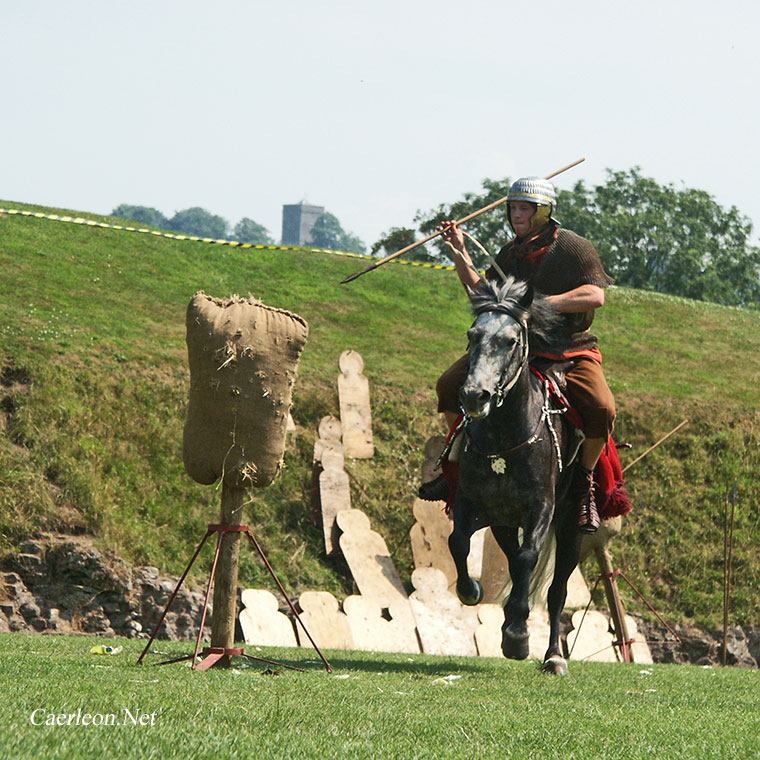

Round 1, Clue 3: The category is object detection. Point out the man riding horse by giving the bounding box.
[419,176,615,534]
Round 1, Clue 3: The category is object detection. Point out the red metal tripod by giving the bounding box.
[136,522,332,673]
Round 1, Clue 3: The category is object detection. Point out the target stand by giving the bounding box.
[136,521,332,673]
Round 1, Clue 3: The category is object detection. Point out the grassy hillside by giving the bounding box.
[1,201,759,630]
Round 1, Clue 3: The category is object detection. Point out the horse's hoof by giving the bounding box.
[542,656,568,676]
[456,578,484,606]
[501,627,530,660]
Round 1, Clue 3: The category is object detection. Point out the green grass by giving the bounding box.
[1,201,760,630]
[1,633,758,759]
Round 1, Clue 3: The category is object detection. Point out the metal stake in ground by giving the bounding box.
[722,480,737,667]
[339,158,585,284]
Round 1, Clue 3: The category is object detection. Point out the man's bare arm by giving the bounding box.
[545,284,605,313]
[438,221,484,292]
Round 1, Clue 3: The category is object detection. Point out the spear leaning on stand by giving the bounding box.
[340,157,585,284]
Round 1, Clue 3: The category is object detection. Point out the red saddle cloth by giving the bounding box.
[439,389,632,521]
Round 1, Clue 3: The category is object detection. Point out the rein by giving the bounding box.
[479,306,530,408]
[465,381,549,462]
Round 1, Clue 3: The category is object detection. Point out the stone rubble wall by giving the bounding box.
[0,536,211,642]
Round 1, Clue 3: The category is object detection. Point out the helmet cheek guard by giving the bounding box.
[506,177,559,235]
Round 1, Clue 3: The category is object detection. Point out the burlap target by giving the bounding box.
[183,291,308,488]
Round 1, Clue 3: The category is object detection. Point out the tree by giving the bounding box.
[338,231,367,255]
[558,168,760,307]
[165,207,229,239]
[371,226,434,261]
[111,205,169,229]
[310,212,366,254]
[414,169,760,307]
[414,177,514,267]
[233,217,273,245]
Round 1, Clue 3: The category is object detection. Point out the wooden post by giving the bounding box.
[210,483,246,666]
[595,546,632,662]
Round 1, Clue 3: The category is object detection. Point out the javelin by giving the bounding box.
[340,157,585,284]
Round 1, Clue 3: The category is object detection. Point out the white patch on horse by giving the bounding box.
[490,457,507,474]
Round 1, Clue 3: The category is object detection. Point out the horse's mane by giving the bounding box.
[469,276,571,355]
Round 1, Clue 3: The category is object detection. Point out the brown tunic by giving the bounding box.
[437,224,616,438]
[486,226,614,353]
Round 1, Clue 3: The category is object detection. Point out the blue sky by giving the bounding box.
[3,1,758,246]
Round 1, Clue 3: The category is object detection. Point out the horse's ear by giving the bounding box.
[520,284,534,310]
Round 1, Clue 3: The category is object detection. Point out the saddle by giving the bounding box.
[529,356,576,392]
[528,359,583,430]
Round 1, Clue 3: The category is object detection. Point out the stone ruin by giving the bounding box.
[0,535,211,641]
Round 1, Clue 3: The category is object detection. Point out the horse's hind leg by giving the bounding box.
[491,525,536,660]
[543,519,583,675]
[448,501,484,606]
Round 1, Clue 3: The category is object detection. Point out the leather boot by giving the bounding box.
[574,465,600,534]
[418,473,449,502]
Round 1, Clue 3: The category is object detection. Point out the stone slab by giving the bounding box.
[627,614,654,664]
[567,609,618,662]
[318,447,351,555]
[421,434,447,486]
[297,591,353,650]
[409,567,478,656]
[338,350,374,458]
[473,603,504,658]
[409,498,456,587]
[342,595,419,654]
[239,588,297,647]
[337,510,408,603]
[313,415,343,465]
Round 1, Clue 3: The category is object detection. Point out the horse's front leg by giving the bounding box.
[542,513,583,675]
[492,507,551,661]
[448,496,484,606]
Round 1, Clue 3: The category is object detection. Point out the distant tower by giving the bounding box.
[281,202,325,245]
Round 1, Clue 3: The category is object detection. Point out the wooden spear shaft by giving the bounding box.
[621,419,689,475]
[340,157,586,284]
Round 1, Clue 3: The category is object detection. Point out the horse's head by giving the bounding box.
[459,278,533,419]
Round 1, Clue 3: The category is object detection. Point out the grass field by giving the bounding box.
[1,632,758,759]
[1,201,759,631]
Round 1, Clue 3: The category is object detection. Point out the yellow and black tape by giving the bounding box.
[0,207,455,273]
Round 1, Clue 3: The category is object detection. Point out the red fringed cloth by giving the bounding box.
[594,436,632,519]
[437,408,632,520]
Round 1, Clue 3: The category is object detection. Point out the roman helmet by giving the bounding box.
[506,177,558,235]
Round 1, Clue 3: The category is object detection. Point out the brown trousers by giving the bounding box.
[436,354,616,439]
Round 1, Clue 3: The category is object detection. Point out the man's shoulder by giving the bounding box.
[551,228,613,287]
[555,228,596,251]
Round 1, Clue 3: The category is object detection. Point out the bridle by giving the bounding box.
[473,305,530,409]
[463,304,567,472]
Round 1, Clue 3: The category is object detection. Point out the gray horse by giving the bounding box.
[448,276,582,675]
